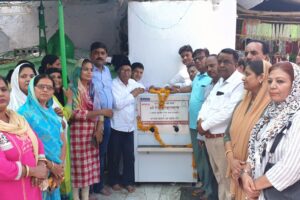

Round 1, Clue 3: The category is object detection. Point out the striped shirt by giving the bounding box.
[250,111,300,200]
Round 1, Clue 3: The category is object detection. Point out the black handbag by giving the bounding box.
[263,121,300,200]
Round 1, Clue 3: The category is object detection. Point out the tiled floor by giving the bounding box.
[90,183,192,200]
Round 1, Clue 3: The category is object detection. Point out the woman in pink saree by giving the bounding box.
[0,76,48,200]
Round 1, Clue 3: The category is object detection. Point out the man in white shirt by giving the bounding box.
[196,54,220,200]
[197,48,244,200]
[108,56,144,193]
[168,45,193,87]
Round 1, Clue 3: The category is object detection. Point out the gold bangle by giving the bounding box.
[38,158,47,164]
[23,165,27,177]
[38,158,47,162]
[225,150,233,158]
[25,165,30,177]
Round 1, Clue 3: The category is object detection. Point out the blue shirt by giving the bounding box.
[92,65,113,109]
[189,72,212,129]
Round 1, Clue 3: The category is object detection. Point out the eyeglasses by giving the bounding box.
[35,84,54,91]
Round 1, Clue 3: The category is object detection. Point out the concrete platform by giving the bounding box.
[89,183,192,200]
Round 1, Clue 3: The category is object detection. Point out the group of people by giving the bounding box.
[1,38,300,200]
[169,40,300,200]
[0,41,144,200]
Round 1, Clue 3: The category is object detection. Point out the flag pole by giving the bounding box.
[58,0,68,88]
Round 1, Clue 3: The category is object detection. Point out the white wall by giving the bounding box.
[128,0,237,87]
[0,3,41,52]
[0,1,125,55]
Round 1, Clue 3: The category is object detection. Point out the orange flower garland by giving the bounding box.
[137,117,169,147]
[149,88,170,109]
[137,117,193,148]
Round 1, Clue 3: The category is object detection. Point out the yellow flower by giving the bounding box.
[149,88,170,109]
[137,117,168,146]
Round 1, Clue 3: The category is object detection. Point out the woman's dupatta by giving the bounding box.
[0,109,39,163]
[228,60,272,199]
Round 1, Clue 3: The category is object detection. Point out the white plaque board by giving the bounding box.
[135,93,191,146]
[134,93,196,182]
[138,95,189,125]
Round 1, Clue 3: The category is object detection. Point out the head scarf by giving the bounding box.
[18,77,62,164]
[228,60,271,198]
[71,63,101,111]
[230,60,272,159]
[8,63,38,111]
[248,62,300,177]
[71,67,93,111]
[0,110,39,162]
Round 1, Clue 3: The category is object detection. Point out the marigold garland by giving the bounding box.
[137,117,192,148]
[137,117,169,147]
[192,156,197,178]
[149,88,170,109]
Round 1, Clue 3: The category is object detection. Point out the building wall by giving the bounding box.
[0,1,126,55]
[128,0,237,86]
[1,0,237,86]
